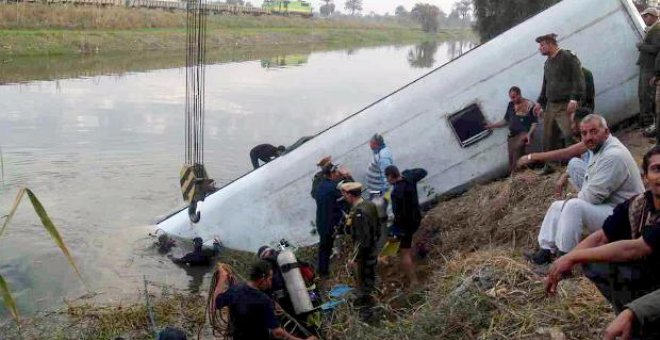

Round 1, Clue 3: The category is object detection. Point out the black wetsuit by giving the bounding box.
[250,144,281,169]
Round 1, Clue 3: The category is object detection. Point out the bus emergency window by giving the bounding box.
[448,104,491,147]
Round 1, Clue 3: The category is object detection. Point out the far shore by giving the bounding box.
[0,4,475,57]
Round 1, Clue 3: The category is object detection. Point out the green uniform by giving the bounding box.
[627,288,660,330]
[348,198,380,319]
[638,22,660,126]
[582,67,595,111]
[537,49,586,154]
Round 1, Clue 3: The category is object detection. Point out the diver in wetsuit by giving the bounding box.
[171,237,221,266]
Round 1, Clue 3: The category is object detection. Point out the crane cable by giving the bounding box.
[181,0,213,223]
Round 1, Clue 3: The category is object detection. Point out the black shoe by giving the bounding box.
[525,248,554,265]
[537,165,556,176]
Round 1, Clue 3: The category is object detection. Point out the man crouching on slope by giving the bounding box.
[526,114,644,265]
[546,146,660,339]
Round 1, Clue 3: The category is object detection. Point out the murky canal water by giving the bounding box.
[0,39,475,316]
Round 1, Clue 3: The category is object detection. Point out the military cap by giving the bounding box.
[535,33,558,44]
[642,7,660,17]
[340,181,363,192]
[317,156,332,167]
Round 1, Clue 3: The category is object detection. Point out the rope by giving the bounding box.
[206,263,319,339]
[143,275,159,339]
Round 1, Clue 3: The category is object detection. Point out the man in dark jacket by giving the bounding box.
[314,165,345,277]
[250,144,286,169]
[582,67,595,111]
[638,8,660,130]
[385,166,428,286]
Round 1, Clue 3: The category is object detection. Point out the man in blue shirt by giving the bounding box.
[215,260,316,340]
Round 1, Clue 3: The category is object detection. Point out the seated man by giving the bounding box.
[527,114,644,264]
[216,260,316,340]
[484,86,537,174]
[250,144,286,169]
[546,146,660,338]
[517,107,593,196]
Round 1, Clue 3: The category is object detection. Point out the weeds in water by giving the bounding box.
[0,274,19,324]
[1,187,84,325]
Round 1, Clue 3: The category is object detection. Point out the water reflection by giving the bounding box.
[407,41,439,68]
[176,264,212,294]
[448,40,477,60]
[261,54,309,69]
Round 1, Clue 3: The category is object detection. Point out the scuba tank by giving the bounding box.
[370,191,388,223]
[276,240,314,315]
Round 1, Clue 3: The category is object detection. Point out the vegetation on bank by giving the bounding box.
[0,3,474,57]
[2,128,651,339]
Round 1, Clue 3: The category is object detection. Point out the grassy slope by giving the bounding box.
[4,128,652,339]
[0,4,473,57]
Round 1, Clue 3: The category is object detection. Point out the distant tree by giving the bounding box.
[453,0,472,21]
[411,3,440,32]
[473,0,561,41]
[226,0,244,5]
[320,0,335,16]
[395,5,408,17]
[245,2,252,7]
[344,0,363,15]
[320,1,335,16]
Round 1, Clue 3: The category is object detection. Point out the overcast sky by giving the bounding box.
[254,1,460,15]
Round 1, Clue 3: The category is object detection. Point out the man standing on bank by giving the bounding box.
[366,134,394,195]
[533,33,586,174]
[385,165,427,286]
[314,164,345,278]
[485,86,538,174]
[638,8,660,135]
[341,181,380,322]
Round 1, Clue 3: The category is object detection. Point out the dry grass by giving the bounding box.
[0,4,186,30]
[3,129,652,339]
[323,249,611,339]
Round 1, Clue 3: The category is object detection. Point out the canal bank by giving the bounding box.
[0,4,474,57]
[2,127,651,339]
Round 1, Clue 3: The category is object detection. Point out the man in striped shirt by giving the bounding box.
[366,133,394,195]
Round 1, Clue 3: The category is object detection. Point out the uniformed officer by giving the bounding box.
[533,33,586,174]
[340,181,380,322]
[637,8,660,132]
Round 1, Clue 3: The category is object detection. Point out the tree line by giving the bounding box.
[317,0,472,31]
